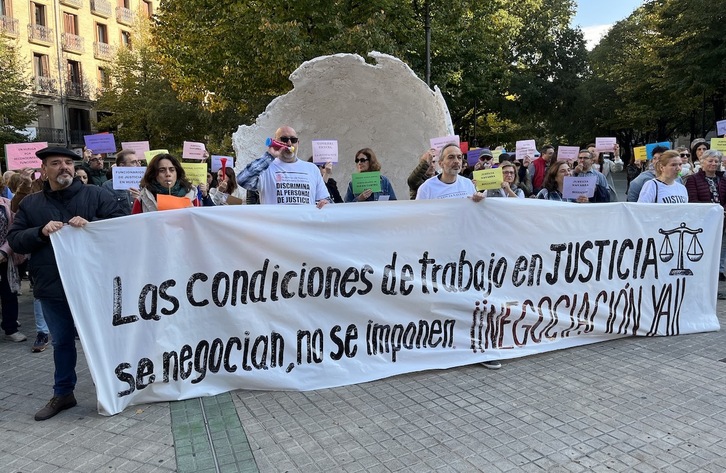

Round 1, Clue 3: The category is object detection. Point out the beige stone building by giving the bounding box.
[0,0,158,146]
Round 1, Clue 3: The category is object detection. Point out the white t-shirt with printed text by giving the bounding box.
[416,175,476,200]
[258,158,329,205]
[637,179,688,203]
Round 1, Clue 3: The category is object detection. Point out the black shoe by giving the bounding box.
[32,332,50,353]
[720,273,725,282]
[34,393,77,421]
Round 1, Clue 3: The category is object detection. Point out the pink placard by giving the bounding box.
[4,142,48,170]
[182,141,207,160]
[557,146,581,162]
[120,141,151,155]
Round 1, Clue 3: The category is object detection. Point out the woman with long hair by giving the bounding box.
[132,154,199,213]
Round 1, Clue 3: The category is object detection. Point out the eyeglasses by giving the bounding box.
[479,156,492,161]
[354,157,370,163]
[502,171,515,175]
[278,136,299,144]
[680,153,690,158]
[126,160,141,165]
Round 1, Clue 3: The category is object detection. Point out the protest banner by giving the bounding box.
[515,140,536,158]
[472,168,503,191]
[4,142,47,170]
[312,140,339,164]
[467,148,483,166]
[84,133,116,154]
[111,166,145,190]
[121,141,150,156]
[352,171,382,193]
[557,146,580,162]
[595,137,616,153]
[182,141,207,160]
[51,199,721,416]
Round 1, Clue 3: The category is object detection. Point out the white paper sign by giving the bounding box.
[51,200,721,416]
[717,120,726,136]
[515,140,537,158]
[563,176,596,199]
[595,137,617,153]
[557,146,581,162]
[211,155,234,173]
[182,141,207,160]
[111,166,146,190]
[120,141,150,156]
[312,140,339,164]
[430,135,460,151]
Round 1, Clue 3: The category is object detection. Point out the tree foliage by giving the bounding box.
[0,38,36,148]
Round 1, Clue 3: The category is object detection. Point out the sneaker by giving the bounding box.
[32,333,49,352]
[34,393,77,421]
[481,360,502,370]
[5,331,27,342]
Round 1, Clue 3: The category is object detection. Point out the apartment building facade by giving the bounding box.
[0,0,159,146]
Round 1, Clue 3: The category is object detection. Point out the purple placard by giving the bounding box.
[467,148,484,166]
[84,133,116,154]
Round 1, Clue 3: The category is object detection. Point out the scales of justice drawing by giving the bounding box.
[659,223,703,276]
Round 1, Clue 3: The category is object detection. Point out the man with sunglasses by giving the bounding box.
[237,126,330,208]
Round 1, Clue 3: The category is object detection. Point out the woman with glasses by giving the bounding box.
[676,147,695,177]
[485,161,524,198]
[132,153,199,213]
[344,148,397,202]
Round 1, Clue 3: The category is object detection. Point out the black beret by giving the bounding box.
[36,146,82,161]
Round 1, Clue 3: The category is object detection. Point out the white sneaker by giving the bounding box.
[5,332,27,342]
[481,360,502,370]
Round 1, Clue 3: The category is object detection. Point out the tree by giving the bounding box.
[0,38,36,148]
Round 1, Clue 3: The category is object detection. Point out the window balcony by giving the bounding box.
[94,41,115,61]
[28,24,53,45]
[59,0,83,9]
[66,81,88,99]
[61,32,85,54]
[90,0,112,18]
[115,6,134,25]
[1,15,19,37]
[36,127,67,144]
[34,76,57,95]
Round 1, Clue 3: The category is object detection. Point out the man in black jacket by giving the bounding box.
[8,146,123,421]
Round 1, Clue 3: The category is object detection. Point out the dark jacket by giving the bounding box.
[685,170,723,203]
[7,179,124,300]
[79,162,109,186]
[407,159,433,200]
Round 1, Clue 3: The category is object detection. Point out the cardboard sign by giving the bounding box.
[633,146,647,162]
[563,176,596,199]
[716,120,726,136]
[351,171,382,194]
[472,168,503,191]
[211,155,234,173]
[181,162,207,185]
[515,140,536,159]
[84,133,116,154]
[645,142,671,160]
[595,137,616,153]
[144,149,169,163]
[157,194,192,211]
[557,146,580,162]
[710,138,726,153]
[120,141,150,156]
[430,135,460,151]
[4,142,47,170]
[312,140,339,164]
[182,141,207,160]
[111,166,146,190]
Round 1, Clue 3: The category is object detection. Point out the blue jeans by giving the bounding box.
[39,298,77,396]
[34,298,49,334]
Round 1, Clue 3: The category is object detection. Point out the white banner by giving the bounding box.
[51,200,722,415]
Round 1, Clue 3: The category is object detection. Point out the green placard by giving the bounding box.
[472,168,503,191]
[352,171,381,194]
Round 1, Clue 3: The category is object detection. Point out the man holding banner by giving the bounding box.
[7,147,124,421]
[237,125,330,207]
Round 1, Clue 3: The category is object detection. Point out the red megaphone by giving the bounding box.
[265,137,295,152]
[220,157,227,181]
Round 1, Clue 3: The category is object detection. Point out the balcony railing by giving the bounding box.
[115,6,134,25]
[59,0,82,9]
[28,24,53,44]
[66,81,88,99]
[90,0,112,17]
[36,127,67,144]
[93,41,114,60]
[34,76,58,95]
[61,32,85,53]
[0,15,19,37]
[70,130,91,146]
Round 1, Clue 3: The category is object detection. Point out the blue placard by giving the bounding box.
[83,133,117,154]
[467,148,483,166]
[645,141,671,160]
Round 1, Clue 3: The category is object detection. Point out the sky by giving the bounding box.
[572,0,645,49]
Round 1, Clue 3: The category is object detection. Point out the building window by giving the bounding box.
[33,52,50,77]
[63,12,77,34]
[1,0,14,17]
[98,67,110,89]
[31,1,45,26]
[120,29,131,48]
[141,0,152,18]
[96,22,108,43]
[117,0,129,8]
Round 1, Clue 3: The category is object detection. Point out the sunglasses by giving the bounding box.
[354,157,370,163]
[680,153,690,158]
[278,136,299,144]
